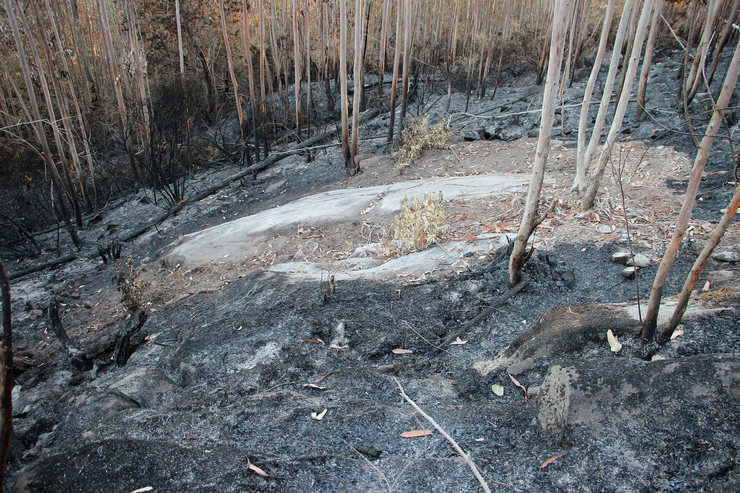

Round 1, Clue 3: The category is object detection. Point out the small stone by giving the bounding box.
[69,291,81,299]
[574,211,590,219]
[550,139,564,147]
[29,309,43,321]
[712,250,739,263]
[611,252,632,265]
[622,266,638,279]
[561,125,573,135]
[627,254,651,268]
[84,301,93,309]
[598,225,613,234]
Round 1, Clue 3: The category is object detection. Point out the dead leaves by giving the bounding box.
[311,408,328,421]
[540,451,568,471]
[508,373,528,400]
[391,348,413,355]
[247,458,275,478]
[606,329,622,354]
[399,429,433,438]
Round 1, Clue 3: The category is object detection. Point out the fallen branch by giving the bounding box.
[444,281,528,346]
[8,253,77,281]
[393,378,491,493]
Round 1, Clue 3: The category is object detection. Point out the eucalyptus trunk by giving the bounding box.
[642,39,740,340]
[581,0,655,211]
[509,0,570,286]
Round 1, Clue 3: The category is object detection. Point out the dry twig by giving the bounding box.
[393,378,491,493]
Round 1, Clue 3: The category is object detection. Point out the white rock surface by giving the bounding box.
[163,174,535,269]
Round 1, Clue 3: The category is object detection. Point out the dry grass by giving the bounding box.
[391,191,447,253]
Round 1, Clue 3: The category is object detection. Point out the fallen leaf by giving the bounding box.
[508,373,528,399]
[247,459,274,477]
[540,450,568,470]
[329,344,348,350]
[464,232,482,242]
[303,383,326,390]
[491,384,504,396]
[607,329,622,353]
[304,338,325,344]
[399,429,433,438]
[311,408,328,421]
[702,281,710,292]
[450,337,467,345]
[650,354,665,361]
[129,488,153,493]
[670,329,684,340]
[392,348,413,354]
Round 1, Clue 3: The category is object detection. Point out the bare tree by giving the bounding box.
[636,0,664,120]
[388,0,404,144]
[4,0,80,248]
[581,0,656,211]
[662,182,739,340]
[573,0,615,192]
[219,0,245,145]
[509,0,571,287]
[578,0,635,194]
[642,39,740,340]
[292,0,302,138]
[350,0,366,173]
[340,0,351,167]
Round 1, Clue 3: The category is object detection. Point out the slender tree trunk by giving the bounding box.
[642,39,740,340]
[396,0,415,146]
[581,0,655,210]
[662,182,739,340]
[242,0,260,161]
[220,0,244,131]
[509,0,570,286]
[636,0,664,120]
[98,0,139,186]
[615,0,640,102]
[388,0,404,144]
[175,0,185,83]
[706,0,740,87]
[350,0,366,172]
[685,0,722,104]
[4,0,80,247]
[379,0,392,92]
[292,0,302,138]
[304,0,312,138]
[581,0,635,190]
[46,0,98,208]
[574,0,615,192]
[340,0,351,166]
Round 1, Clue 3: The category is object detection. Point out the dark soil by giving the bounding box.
[3,47,739,492]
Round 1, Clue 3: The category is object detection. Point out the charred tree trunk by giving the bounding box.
[642,39,740,340]
[509,0,570,286]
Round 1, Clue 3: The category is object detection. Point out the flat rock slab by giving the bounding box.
[531,352,740,445]
[267,235,513,282]
[163,174,533,269]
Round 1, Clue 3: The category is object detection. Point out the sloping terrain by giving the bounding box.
[4,48,739,492]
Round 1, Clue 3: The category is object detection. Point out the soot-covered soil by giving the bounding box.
[3,47,740,491]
